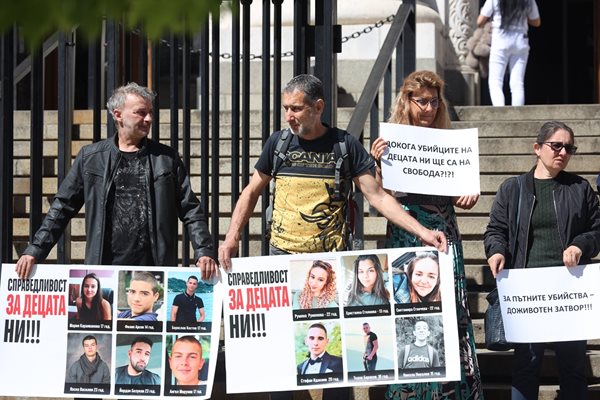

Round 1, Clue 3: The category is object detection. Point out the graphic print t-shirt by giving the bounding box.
[104,151,154,265]
[255,128,374,253]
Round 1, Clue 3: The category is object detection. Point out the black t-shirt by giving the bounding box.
[103,151,154,266]
[365,331,378,356]
[255,127,374,253]
[173,292,205,322]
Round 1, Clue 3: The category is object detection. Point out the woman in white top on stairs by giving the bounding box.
[477,0,541,106]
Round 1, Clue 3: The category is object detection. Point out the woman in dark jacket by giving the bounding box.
[484,120,600,399]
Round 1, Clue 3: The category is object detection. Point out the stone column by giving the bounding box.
[447,0,479,104]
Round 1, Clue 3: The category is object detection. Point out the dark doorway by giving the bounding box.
[527,0,594,104]
[480,0,596,105]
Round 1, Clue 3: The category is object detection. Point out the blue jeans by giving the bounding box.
[512,341,587,400]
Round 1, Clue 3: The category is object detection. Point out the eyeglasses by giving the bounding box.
[541,141,577,155]
[411,97,440,109]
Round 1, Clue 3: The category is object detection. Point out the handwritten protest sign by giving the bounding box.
[379,123,480,196]
[496,265,600,342]
[0,264,223,399]
[223,247,461,393]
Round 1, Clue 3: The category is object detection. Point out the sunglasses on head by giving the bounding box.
[541,141,577,155]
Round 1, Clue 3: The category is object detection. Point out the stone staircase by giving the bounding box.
[453,104,600,400]
[7,104,600,399]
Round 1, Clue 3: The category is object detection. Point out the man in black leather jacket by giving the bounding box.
[15,83,217,279]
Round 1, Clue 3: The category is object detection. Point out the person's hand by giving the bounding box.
[196,256,219,281]
[15,255,37,279]
[563,246,582,267]
[487,253,505,278]
[218,238,239,272]
[370,137,387,164]
[453,194,479,210]
[420,229,447,253]
[366,354,373,361]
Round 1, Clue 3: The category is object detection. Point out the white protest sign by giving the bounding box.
[0,264,223,399]
[223,247,461,393]
[379,123,480,196]
[496,264,600,342]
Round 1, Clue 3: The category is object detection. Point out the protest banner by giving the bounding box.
[379,123,480,196]
[0,264,223,399]
[496,264,600,342]
[223,247,461,393]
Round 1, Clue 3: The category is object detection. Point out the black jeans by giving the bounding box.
[512,341,587,400]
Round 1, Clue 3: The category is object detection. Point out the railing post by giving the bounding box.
[240,0,252,257]
[57,30,76,263]
[88,37,102,142]
[272,0,283,131]
[199,19,210,244]
[397,0,416,88]
[260,0,271,255]
[169,33,179,153]
[231,0,241,228]
[314,0,339,127]
[106,20,119,136]
[151,41,161,141]
[138,33,148,87]
[0,28,14,264]
[293,0,309,76]
[211,8,221,256]
[29,46,44,243]
[182,32,191,267]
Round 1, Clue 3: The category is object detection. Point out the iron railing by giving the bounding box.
[0,0,415,266]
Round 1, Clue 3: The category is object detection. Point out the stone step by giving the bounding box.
[11,153,600,179]
[481,383,600,400]
[454,104,600,122]
[477,349,600,380]
[470,318,600,349]
[454,119,600,138]
[12,135,600,166]
[364,383,600,400]
[11,171,599,198]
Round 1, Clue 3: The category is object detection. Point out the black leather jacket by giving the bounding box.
[23,135,215,265]
[484,169,600,269]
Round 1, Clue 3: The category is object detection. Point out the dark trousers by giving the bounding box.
[512,341,587,400]
[269,387,351,400]
[364,355,377,371]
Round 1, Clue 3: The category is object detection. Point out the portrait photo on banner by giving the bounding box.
[64,332,112,394]
[345,317,396,382]
[289,258,339,311]
[166,271,214,334]
[395,315,446,379]
[294,320,344,386]
[340,254,391,318]
[68,268,115,330]
[391,251,442,314]
[114,333,162,395]
[117,270,164,331]
[164,334,211,395]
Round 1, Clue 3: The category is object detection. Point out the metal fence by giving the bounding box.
[0,0,415,266]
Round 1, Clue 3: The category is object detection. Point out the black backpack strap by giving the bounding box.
[333,128,351,199]
[272,128,293,178]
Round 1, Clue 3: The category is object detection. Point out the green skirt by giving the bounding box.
[385,203,484,400]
